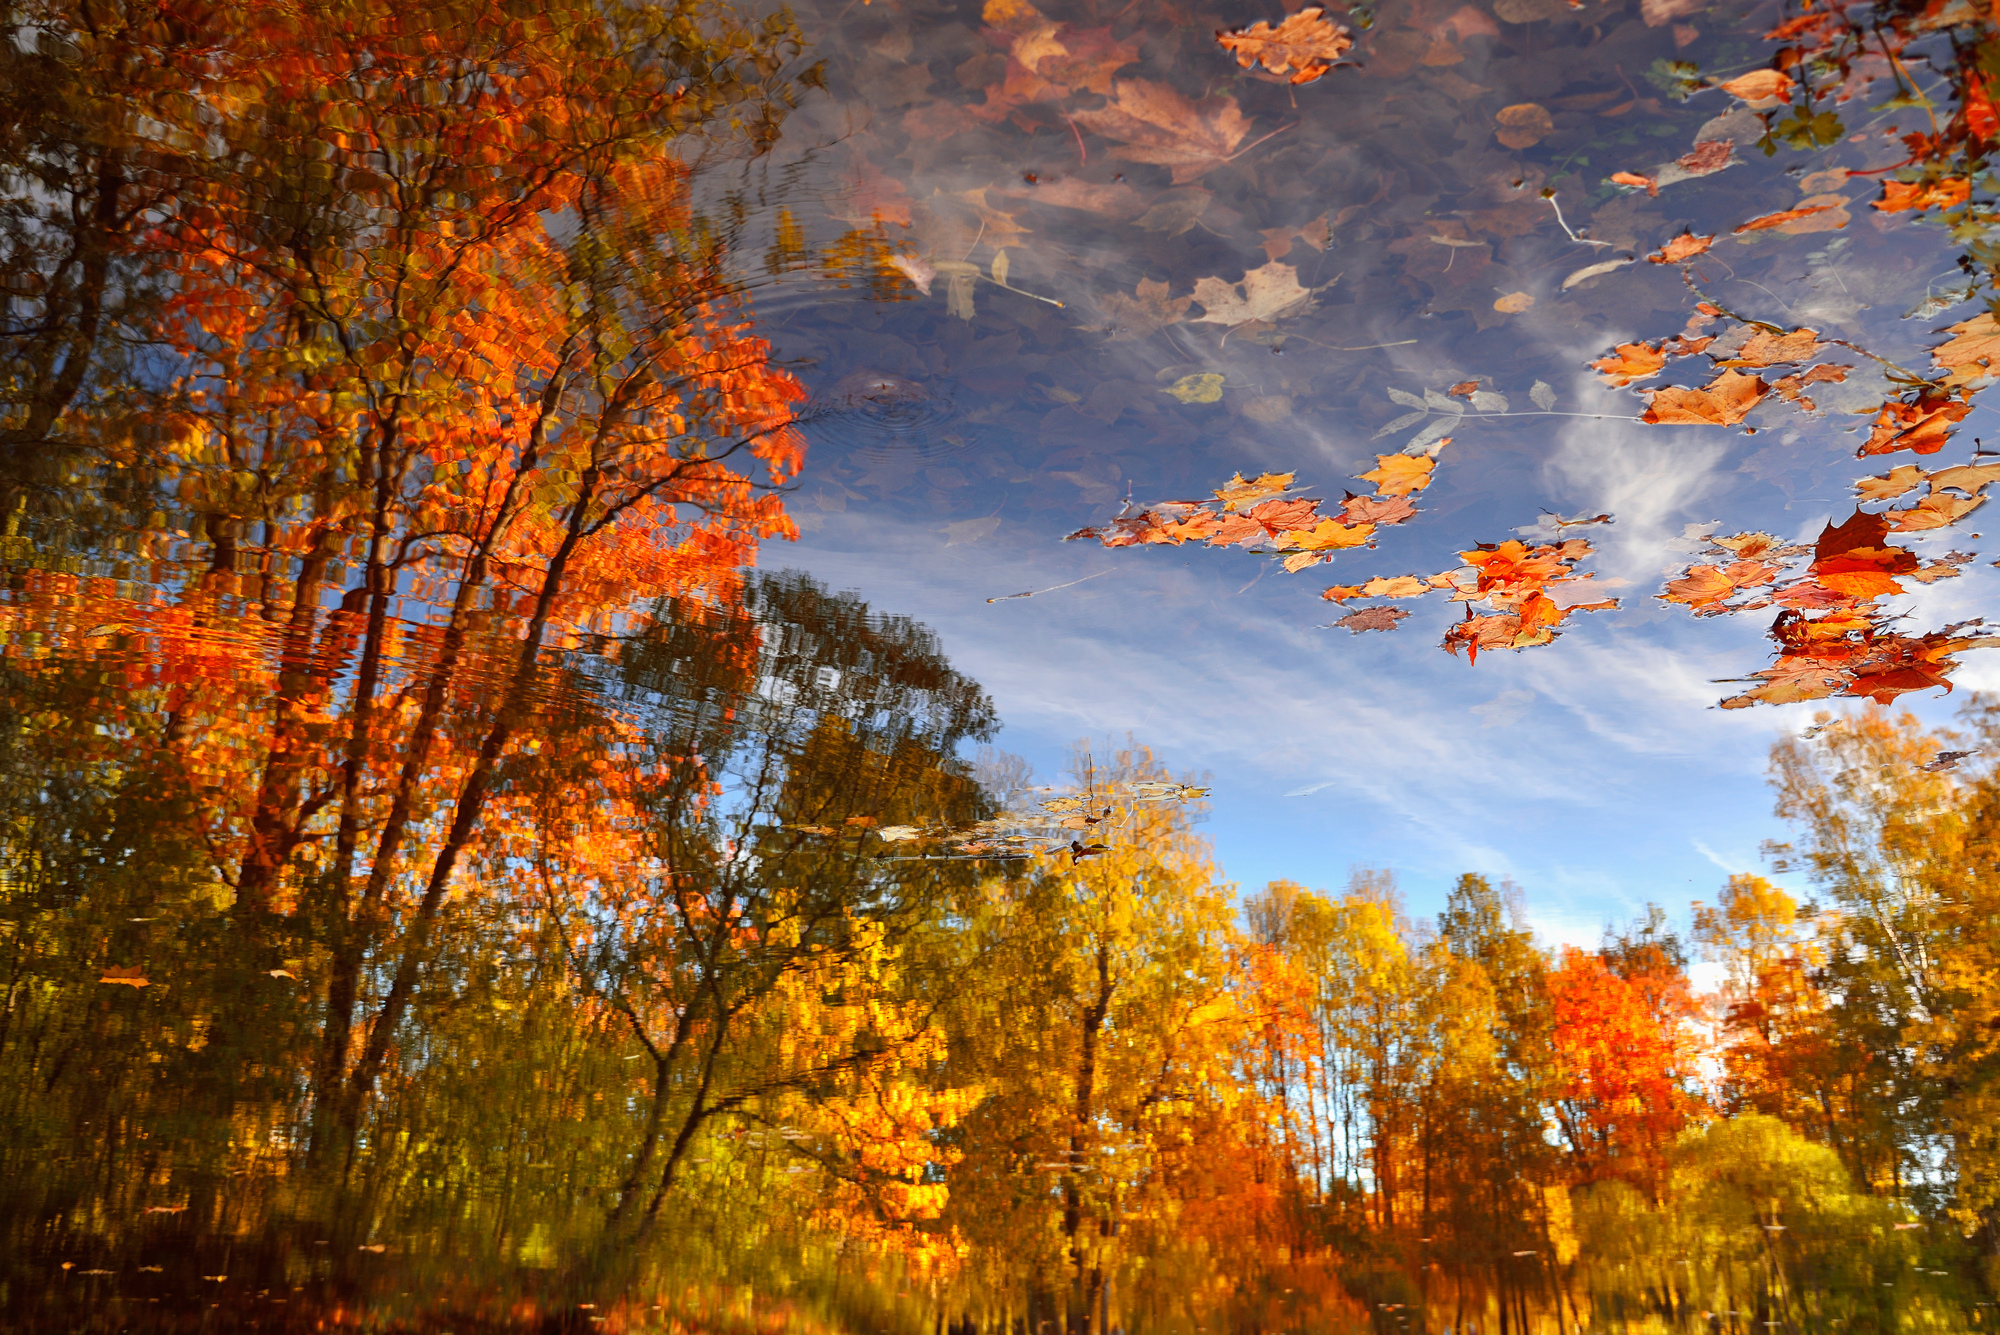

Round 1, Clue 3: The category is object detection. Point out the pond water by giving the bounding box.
[5,0,1996,1324]
[750,0,1988,924]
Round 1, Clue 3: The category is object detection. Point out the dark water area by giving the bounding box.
[5,0,2000,1328]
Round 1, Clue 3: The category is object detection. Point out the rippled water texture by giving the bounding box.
[758,0,1996,905]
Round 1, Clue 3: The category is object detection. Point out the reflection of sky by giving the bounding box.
[742,0,1993,934]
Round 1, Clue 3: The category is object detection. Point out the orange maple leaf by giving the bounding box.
[1641,370,1768,426]
[1858,392,1972,456]
[1592,342,1667,388]
[1649,230,1714,264]
[1215,6,1352,84]
[1872,178,1971,213]
[1357,454,1434,496]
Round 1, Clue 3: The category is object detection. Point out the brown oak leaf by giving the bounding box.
[1333,605,1411,634]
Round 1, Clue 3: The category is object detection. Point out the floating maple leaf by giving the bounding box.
[1933,312,2000,385]
[1874,177,1972,213]
[1593,342,1668,387]
[1190,262,1313,327]
[1715,327,1824,367]
[1331,605,1411,634]
[1357,454,1435,497]
[1650,230,1715,263]
[1716,68,1796,106]
[1886,492,1985,530]
[1859,390,1972,456]
[100,965,149,987]
[1214,471,1295,511]
[1641,370,1768,425]
[1216,6,1352,84]
[1323,575,1429,602]
[1856,464,1927,501]
[1069,79,1270,183]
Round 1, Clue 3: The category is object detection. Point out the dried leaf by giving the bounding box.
[1190,261,1313,326]
[1611,170,1659,197]
[1886,492,1985,530]
[1874,177,1972,213]
[1358,454,1435,496]
[1718,327,1823,367]
[100,965,149,988]
[1592,342,1668,387]
[1716,68,1796,106]
[1332,605,1412,634]
[1216,7,1353,84]
[1493,291,1535,313]
[1927,462,2000,493]
[1856,464,1927,501]
[1214,471,1295,511]
[1562,257,1634,290]
[1641,370,1768,425]
[1650,230,1715,263]
[1279,517,1375,551]
[1735,204,1841,233]
[1934,312,2000,385]
[1530,380,1557,409]
[1859,392,1972,456]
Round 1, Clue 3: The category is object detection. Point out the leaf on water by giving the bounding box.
[1561,257,1634,290]
[1874,178,1972,213]
[1859,391,1972,456]
[1387,387,1427,409]
[1675,138,1734,177]
[1342,495,1418,525]
[1716,68,1796,107]
[100,965,149,987]
[1641,370,1768,425]
[1530,380,1557,410]
[1323,575,1429,601]
[1610,170,1659,197]
[1928,462,2000,493]
[1886,493,1985,531]
[1215,7,1353,85]
[1649,230,1715,263]
[1215,471,1296,510]
[1734,204,1841,233]
[1592,342,1668,387]
[1933,312,2000,385]
[1495,103,1554,149]
[1358,454,1436,496]
[1856,464,1927,501]
[1278,517,1375,551]
[1068,79,1257,184]
[1096,278,1193,337]
[267,969,296,980]
[1332,605,1412,634]
[1714,326,1824,367]
[1768,363,1850,409]
[1493,291,1534,313]
[1468,389,1509,412]
[990,249,1010,286]
[1163,372,1225,403]
[1190,261,1313,327]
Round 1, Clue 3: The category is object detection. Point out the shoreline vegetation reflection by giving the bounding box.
[6,0,2000,1327]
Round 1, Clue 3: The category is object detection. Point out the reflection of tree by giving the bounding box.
[539,571,996,1259]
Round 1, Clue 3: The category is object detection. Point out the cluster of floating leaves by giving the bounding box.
[786,778,1209,864]
[1061,449,1439,575]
